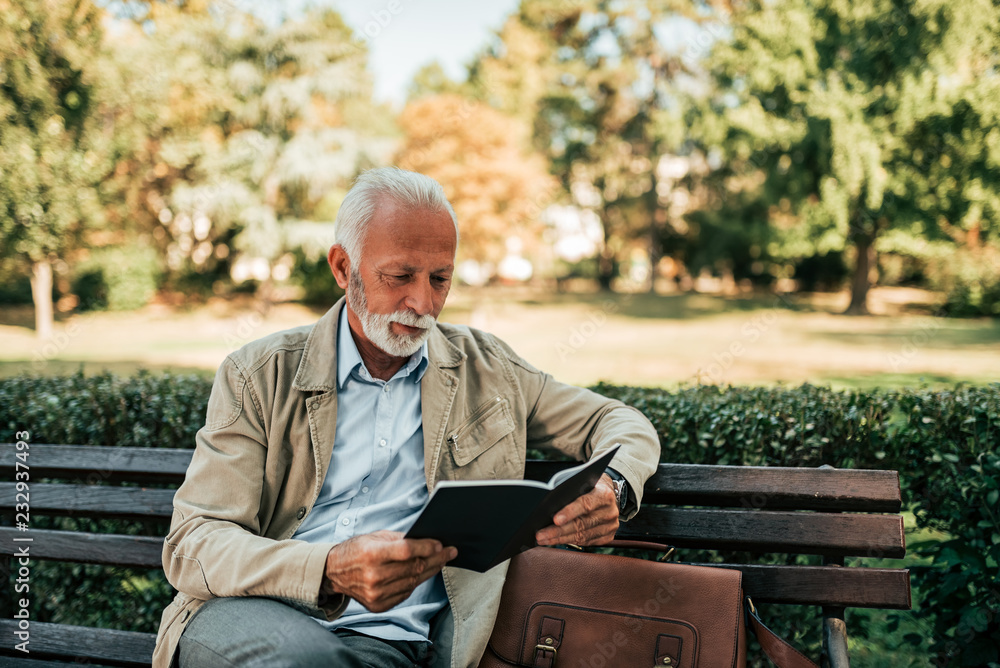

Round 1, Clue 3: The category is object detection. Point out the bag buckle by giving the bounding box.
[535,643,558,661]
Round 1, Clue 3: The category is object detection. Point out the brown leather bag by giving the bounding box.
[479,543,818,668]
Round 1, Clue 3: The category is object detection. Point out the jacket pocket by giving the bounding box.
[449,396,515,467]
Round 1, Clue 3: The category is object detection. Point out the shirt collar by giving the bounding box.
[336,305,429,390]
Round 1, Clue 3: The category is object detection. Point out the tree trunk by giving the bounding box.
[30,259,54,340]
[597,248,615,291]
[647,171,662,294]
[844,235,875,315]
[597,208,616,292]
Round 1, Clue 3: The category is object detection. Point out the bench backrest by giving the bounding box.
[1,444,911,666]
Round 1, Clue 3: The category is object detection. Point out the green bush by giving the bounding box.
[72,244,162,311]
[290,248,345,306]
[2,375,997,664]
[925,246,1000,318]
[593,382,1000,666]
[0,258,35,305]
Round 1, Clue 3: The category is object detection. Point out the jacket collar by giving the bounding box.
[293,296,466,391]
[292,298,344,392]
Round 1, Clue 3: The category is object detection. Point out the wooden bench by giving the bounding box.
[1,444,911,667]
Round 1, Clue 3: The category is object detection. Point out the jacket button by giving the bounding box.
[296,507,307,519]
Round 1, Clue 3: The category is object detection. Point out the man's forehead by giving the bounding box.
[366,197,457,244]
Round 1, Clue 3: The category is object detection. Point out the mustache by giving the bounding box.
[386,310,436,330]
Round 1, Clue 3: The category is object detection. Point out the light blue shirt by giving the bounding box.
[292,306,446,642]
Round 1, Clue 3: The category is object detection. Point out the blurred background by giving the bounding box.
[1,0,998,387]
[1,2,999,665]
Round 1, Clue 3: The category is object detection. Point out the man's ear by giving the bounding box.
[328,245,351,290]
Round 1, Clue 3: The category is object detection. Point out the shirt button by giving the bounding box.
[341,518,350,526]
[296,507,306,519]
[361,486,369,494]
[379,439,387,447]
[383,385,390,393]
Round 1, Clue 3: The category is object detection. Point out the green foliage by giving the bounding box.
[72,244,162,311]
[290,248,345,306]
[0,0,109,263]
[470,1,689,288]
[697,0,1000,313]
[925,247,1000,318]
[594,382,1000,664]
[3,374,997,662]
[105,7,395,287]
[0,258,34,305]
[0,371,210,448]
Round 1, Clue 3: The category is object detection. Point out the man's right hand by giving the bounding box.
[321,530,458,613]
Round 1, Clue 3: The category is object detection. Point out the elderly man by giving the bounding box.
[153,168,660,668]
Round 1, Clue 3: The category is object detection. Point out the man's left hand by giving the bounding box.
[535,473,619,547]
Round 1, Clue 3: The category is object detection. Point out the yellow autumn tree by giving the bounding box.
[396,94,555,267]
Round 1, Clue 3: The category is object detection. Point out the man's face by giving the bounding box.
[338,198,457,358]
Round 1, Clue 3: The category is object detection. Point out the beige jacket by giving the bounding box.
[153,299,660,668]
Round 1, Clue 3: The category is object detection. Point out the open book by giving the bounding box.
[405,446,620,572]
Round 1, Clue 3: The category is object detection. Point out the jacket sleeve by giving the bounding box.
[489,335,661,520]
[162,356,348,621]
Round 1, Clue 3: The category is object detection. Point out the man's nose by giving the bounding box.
[404,277,435,316]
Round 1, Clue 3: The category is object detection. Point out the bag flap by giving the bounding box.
[486,547,745,668]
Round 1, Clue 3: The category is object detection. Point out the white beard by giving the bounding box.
[347,267,436,358]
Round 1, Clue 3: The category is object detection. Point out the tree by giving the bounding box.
[703,0,1000,313]
[407,61,466,101]
[396,94,555,269]
[0,0,114,339]
[103,7,395,298]
[469,0,696,290]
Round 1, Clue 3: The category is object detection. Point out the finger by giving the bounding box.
[376,546,458,590]
[538,517,618,546]
[553,479,617,526]
[536,505,619,545]
[381,537,443,562]
[365,547,458,610]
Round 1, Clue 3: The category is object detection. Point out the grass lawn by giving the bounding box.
[1,286,998,388]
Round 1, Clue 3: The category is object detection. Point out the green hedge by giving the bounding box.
[2,374,997,666]
[72,244,162,312]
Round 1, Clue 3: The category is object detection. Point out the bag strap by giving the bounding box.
[745,599,819,668]
[603,541,819,668]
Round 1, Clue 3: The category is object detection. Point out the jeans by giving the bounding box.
[178,597,432,668]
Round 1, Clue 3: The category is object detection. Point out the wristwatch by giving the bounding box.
[604,466,629,514]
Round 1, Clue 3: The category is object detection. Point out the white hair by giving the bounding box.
[334,167,459,262]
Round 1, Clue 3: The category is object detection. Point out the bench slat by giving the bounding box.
[0,658,122,667]
[527,461,901,512]
[0,524,910,610]
[0,620,154,666]
[3,445,903,512]
[3,487,904,555]
[0,658,122,668]
[0,528,162,568]
[0,444,191,483]
[700,563,912,609]
[1,483,175,519]
[618,507,906,558]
